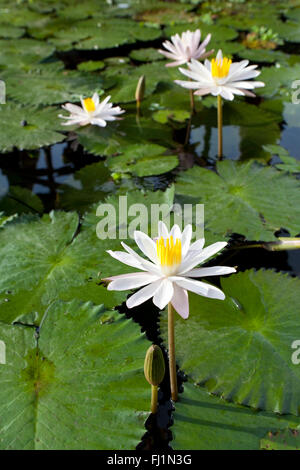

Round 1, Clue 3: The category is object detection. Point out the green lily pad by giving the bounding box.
[58,161,113,212]
[77,115,174,157]
[0,24,25,39]
[0,211,129,325]
[0,300,149,449]
[77,60,106,72]
[3,66,104,106]
[0,39,55,69]
[0,186,43,215]
[264,145,300,173]
[0,104,65,152]
[175,160,300,242]
[43,18,161,51]
[172,382,300,450]
[0,212,17,228]
[160,270,300,415]
[106,144,179,177]
[129,48,164,63]
[103,61,170,104]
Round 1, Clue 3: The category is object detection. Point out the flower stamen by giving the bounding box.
[211,57,232,79]
[83,97,96,113]
[156,236,182,268]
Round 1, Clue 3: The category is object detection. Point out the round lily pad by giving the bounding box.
[160,269,300,415]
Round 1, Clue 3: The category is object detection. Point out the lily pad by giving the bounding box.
[3,66,104,106]
[0,186,43,215]
[172,382,300,450]
[175,160,300,242]
[0,105,65,152]
[129,48,164,63]
[76,115,174,157]
[160,270,300,415]
[0,211,129,325]
[58,161,113,212]
[106,144,179,177]
[0,300,149,449]
[0,39,55,69]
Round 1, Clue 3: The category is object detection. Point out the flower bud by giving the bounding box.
[144,344,165,386]
[135,75,145,104]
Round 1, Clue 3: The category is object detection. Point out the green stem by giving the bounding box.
[217,95,223,159]
[168,303,178,402]
[151,385,158,414]
[189,89,195,114]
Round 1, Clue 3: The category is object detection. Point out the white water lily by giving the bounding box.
[158,29,213,67]
[104,222,236,319]
[175,49,265,100]
[59,93,125,127]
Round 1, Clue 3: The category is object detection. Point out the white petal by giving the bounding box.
[106,249,143,270]
[134,231,158,264]
[126,279,162,308]
[121,242,161,275]
[158,220,170,239]
[184,266,236,277]
[171,283,189,319]
[181,224,193,257]
[107,272,160,291]
[92,92,100,107]
[170,276,209,296]
[216,49,223,60]
[179,241,228,274]
[170,224,181,240]
[90,118,107,127]
[172,276,225,300]
[153,279,174,310]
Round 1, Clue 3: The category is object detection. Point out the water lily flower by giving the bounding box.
[104,222,236,319]
[175,49,265,100]
[59,93,125,127]
[158,29,213,67]
[175,49,265,157]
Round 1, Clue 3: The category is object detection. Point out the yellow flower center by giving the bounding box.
[156,236,182,268]
[83,97,96,113]
[211,57,232,79]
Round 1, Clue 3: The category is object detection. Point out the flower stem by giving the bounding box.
[217,95,223,159]
[168,302,178,402]
[189,89,195,114]
[151,385,158,414]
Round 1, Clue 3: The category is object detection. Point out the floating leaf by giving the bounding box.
[0,211,129,325]
[77,115,173,157]
[172,382,300,450]
[58,161,113,212]
[0,186,43,215]
[3,66,104,106]
[129,48,164,63]
[175,160,300,241]
[0,39,54,69]
[0,300,149,449]
[0,105,65,152]
[77,60,106,72]
[160,270,300,415]
[106,144,179,177]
